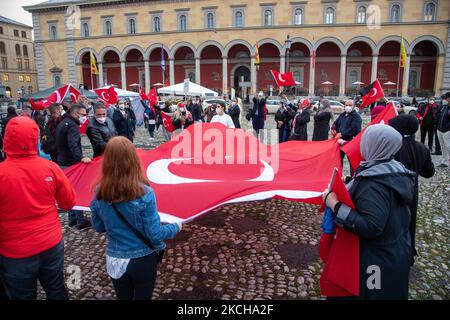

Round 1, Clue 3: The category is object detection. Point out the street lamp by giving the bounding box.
[285,34,292,73]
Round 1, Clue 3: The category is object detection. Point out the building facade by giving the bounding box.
[0,16,38,99]
[24,0,450,98]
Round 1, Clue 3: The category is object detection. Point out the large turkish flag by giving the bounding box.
[64,123,342,223]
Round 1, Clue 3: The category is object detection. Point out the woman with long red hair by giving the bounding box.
[90,136,181,300]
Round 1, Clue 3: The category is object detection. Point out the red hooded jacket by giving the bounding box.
[0,116,76,258]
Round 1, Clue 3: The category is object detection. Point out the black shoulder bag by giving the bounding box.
[111,203,165,263]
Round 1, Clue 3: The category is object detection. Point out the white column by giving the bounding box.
[280,55,286,74]
[120,60,126,90]
[144,59,150,93]
[309,55,315,96]
[401,54,410,97]
[371,54,378,83]
[251,57,257,95]
[222,56,228,96]
[434,54,445,96]
[169,58,175,85]
[339,54,346,97]
[98,62,104,87]
[195,57,201,84]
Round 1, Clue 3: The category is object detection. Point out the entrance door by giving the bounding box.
[233,66,250,98]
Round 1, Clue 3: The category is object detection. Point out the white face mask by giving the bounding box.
[96,117,107,124]
[118,104,125,110]
[429,100,434,104]
[79,116,87,124]
[443,100,449,106]
[345,106,353,113]
[60,110,66,116]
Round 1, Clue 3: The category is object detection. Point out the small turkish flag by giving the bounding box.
[93,86,118,106]
[359,79,384,109]
[138,85,148,101]
[270,70,297,87]
[148,88,158,107]
[29,85,70,110]
[68,85,81,103]
[161,111,175,132]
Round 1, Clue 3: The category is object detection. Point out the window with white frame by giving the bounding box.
[103,18,113,36]
[128,18,136,34]
[153,16,161,32]
[206,12,215,29]
[234,10,244,27]
[294,8,303,25]
[53,74,61,87]
[263,9,273,26]
[424,1,437,21]
[325,7,335,24]
[357,6,367,23]
[179,14,187,31]
[81,21,90,37]
[49,24,57,40]
[390,3,401,22]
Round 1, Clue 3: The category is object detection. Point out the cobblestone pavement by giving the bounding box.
[39,109,450,300]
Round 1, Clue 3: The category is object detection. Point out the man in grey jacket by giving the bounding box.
[86,102,117,158]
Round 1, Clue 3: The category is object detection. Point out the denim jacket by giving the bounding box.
[90,185,180,259]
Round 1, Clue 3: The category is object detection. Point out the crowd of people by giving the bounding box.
[0,87,449,301]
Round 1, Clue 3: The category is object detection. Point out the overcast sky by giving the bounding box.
[2,0,45,26]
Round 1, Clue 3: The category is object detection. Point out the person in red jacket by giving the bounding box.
[0,116,76,300]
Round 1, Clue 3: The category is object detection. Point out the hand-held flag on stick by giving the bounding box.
[270,70,297,87]
[29,85,70,110]
[358,79,385,109]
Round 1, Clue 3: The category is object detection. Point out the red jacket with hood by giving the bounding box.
[0,116,76,258]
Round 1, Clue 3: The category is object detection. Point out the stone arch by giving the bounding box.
[376,35,410,55]
[169,41,198,59]
[121,44,145,61]
[313,37,345,55]
[409,35,445,55]
[345,36,376,54]
[76,47,98,64]
[98,46,121,62]
[256,38,282,56]
[197,40,225,58]
[290,37,313,55]
[144,43,170,61]
[224,39,253,57]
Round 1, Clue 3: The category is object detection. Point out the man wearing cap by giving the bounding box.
[248,91,266,137]
[436,92,450,167]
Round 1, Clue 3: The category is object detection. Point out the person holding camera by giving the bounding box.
[247,91,266,137]
[172,103,193,131]
[90,136,181,300]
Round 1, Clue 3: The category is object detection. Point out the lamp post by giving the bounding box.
[285,34,292,73]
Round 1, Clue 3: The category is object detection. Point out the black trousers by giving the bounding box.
[420,125,434,149]
[112,253,157,300]
[434,128,441,153]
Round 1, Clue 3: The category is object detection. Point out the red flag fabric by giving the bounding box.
[311,50,316,68]
[148,88,158,107]
[29,85,70,110]
[79,118,89,134]
[358,79,384,109]
[63,123,342,223]
[270,70,297,87]
[161,111,175,133]
[319,170,359,297]
[341,102,397,171]
[68,85,81,103]
[138,85,148,101]
[93,86,118,105]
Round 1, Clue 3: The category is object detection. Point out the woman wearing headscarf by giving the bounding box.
[290,99,311,141]
[388,114,435,266]
[312,99,334,141]
[323,124,415,299]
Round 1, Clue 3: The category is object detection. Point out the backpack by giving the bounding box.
[40,126,56,154]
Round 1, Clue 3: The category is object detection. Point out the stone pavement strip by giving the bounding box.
[37,113,449,300]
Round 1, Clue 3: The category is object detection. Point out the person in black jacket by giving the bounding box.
[86,102,117,157]
[417,97,437,151]
[275,99,296,143]
[227,99,241,129]
[55,104,91,230]
[389,114,435,266]
[1,106,17,138]
[113,99,136,142]
[290,99,311,141]
[249,92,266,137]
[324,124,415,299]
[436,92,450,167]
[313,99,334,141]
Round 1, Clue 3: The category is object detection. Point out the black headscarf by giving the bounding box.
[388,114,419,137]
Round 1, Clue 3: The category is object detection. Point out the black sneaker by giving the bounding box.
[76,220,92,230]
[68,220,77,228]
[432,152,442,155]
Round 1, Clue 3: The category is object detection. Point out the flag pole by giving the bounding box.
[90,49,94,91]
[396,37,402,98]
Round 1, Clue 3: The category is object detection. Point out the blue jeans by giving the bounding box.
[0,240,68,300]
[147,123,156,138]
[68,210,87,225]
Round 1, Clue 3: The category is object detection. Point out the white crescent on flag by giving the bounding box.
[370,88,378,97]
[278,73,286,83]
[146,157,275,185]
[101,91,110,101]
[70,92,77,101]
